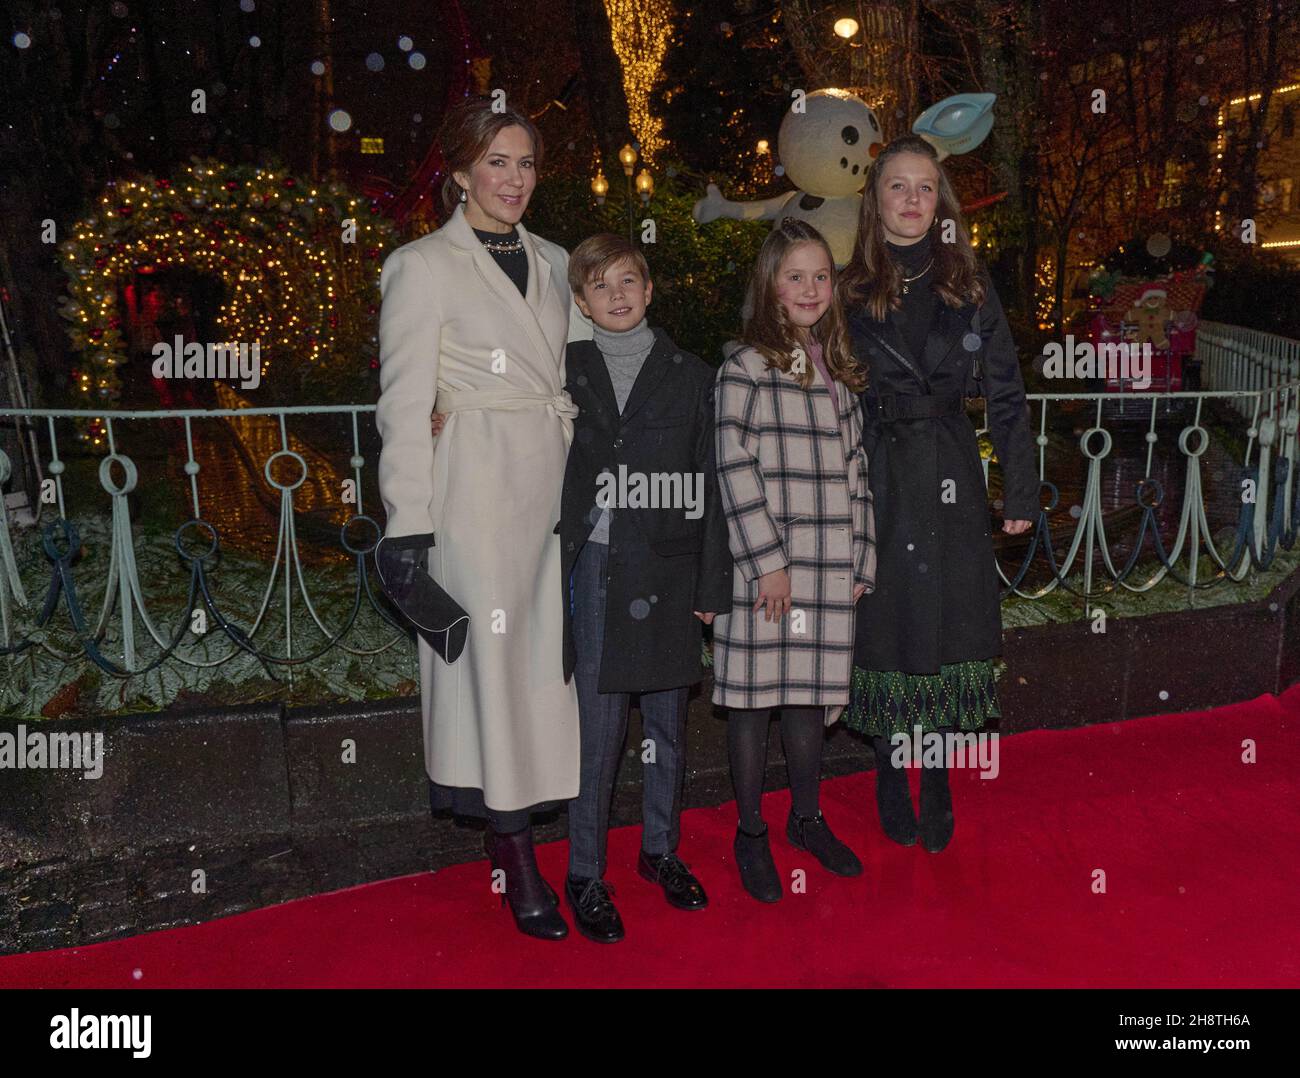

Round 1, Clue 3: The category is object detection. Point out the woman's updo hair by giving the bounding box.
[437,95,545,218]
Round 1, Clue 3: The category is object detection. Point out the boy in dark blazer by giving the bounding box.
[560,234,733,943]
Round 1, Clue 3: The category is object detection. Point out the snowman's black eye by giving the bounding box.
[842,125,859,145]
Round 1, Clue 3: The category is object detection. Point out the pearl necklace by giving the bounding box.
[477,233,524,254]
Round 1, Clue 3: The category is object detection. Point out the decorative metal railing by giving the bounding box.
[980,320,1299,606]
[0,399,406,706]
[0,321,1297,708]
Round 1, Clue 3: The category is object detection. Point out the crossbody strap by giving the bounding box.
[858,324,932,394]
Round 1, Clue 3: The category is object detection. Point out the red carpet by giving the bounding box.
[4,686,1298,988]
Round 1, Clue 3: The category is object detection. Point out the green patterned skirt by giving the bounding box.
[842,659,1003,739]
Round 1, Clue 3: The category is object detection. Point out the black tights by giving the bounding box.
[487,809,531,835]
[727,707,825,833]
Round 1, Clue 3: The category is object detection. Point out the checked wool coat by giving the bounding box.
[710,343,877,721]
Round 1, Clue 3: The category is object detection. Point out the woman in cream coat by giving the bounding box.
[375,97,591,941]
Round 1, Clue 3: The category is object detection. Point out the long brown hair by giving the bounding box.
[741,218,866,393]
[839,135,984,322]
[437,96,545,218]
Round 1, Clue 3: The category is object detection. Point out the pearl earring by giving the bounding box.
[460,189,467,203]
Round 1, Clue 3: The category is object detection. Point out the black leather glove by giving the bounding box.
[376,531,435,595]
[374,531,470,664]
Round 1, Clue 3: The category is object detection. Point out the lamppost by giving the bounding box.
[619,142,638,244]
[591,169,609,206]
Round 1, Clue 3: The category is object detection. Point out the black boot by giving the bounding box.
[564,874,624,944]
[483,828,569,940]
[919,752,955,853]
[871,735,918,846]
[786,810,863,876]
[733,822,782,903]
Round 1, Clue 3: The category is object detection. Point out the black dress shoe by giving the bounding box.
[786,810,863,876]
[483,829,569,941]
[564,875,625,943]
[733,823,782,903]
[637,850,708,911]
[919,759,955,853]
[871,735,918,846]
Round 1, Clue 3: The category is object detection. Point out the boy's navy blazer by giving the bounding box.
[560,326,734,693]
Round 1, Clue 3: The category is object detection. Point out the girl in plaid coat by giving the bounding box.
[712,219,878,902]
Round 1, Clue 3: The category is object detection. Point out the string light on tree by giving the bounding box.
[604,0,673,163]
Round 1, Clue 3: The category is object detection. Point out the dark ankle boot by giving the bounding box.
[919,754,955,853]
[871,735,918,846]
[733,822,782,903]
[483,828,569,940]
[786,810,863,876]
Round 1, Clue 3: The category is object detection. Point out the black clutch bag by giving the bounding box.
[375,531,470,664]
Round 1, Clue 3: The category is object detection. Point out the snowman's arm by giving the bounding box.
[729,191,798,221]
[694,184,797,225]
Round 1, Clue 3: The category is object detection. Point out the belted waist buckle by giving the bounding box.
[868,393,964,422]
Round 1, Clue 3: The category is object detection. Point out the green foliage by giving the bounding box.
[528,163,769,365]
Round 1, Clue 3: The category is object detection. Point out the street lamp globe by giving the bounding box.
[619,143,637,176]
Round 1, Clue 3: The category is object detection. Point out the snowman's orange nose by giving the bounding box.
[869,142,883,159]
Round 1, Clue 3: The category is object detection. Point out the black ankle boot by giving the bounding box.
[919,754,955,853]
[786,810,863,876]
[483,828,569,940]
[565,874,624,944]
[733,822,782,903]
[872,735,918,846]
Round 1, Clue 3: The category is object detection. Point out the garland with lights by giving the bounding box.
[59,160,399,448]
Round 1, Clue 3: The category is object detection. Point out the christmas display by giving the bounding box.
[59,161,399,447]
[692,89,997,267]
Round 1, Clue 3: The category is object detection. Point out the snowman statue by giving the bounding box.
[693,89,996,267]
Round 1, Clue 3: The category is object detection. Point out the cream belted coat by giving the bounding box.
[375,202,593,812]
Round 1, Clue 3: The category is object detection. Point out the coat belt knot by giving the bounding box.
[437,386,581,444]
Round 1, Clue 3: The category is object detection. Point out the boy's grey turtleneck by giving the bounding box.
[588,317,655,544]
